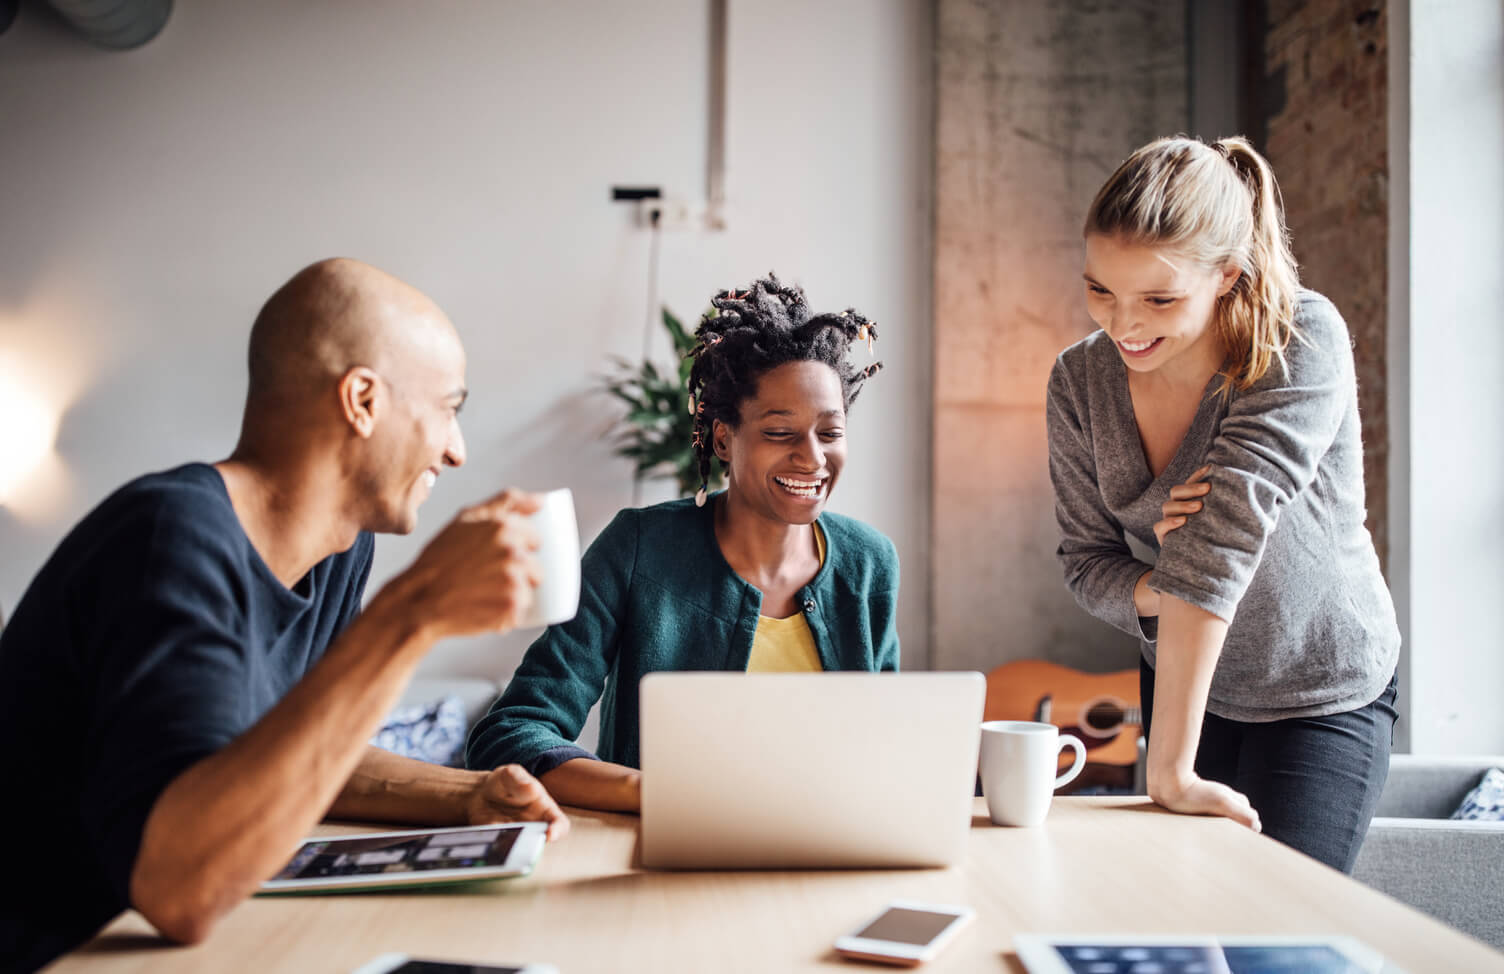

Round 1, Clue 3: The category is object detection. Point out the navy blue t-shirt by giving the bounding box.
[0,464,373,972]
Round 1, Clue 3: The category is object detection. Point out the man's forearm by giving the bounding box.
[129,579,435,944]
[540,757,642,812]
[1146,594,1228,794]
[330,746,482,826]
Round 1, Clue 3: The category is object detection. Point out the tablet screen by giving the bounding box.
[274,826,522,881]
[1048,943,1367,973]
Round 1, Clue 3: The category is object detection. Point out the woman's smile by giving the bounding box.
[1117,337,1165,358]
[773,475,827,500]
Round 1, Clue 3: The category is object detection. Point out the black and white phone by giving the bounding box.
[350,955,558,974]
[834,900,975,967]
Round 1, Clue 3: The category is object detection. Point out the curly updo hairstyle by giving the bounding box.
[685,272,884,504]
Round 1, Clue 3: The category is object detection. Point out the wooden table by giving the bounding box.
[51,798,1504,973]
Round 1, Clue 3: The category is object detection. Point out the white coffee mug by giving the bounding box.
[517,488,581,628]
[978,720,1086,827]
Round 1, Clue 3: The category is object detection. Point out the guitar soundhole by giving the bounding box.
[1084,702,1123,733]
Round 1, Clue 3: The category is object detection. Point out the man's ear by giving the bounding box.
[712,419,732,464]
[338,367,382,439]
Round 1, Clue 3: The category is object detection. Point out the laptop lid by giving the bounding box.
[639,672,985,869]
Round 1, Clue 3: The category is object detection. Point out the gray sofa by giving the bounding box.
[1353,754,1504,949]
[398,675,501,727]
[397,675,602,754]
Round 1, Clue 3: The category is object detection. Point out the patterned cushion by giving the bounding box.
[1451,767,1504,821]
[371,694,468,767]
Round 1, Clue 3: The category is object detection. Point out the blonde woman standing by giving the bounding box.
[1046,136,1399,872]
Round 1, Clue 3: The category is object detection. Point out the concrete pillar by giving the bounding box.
[932,0,1187,673]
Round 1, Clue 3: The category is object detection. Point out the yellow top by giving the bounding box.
[745,524,827,673]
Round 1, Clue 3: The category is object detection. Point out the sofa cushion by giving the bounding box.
[372,694,468,767]
[398,676,501,726]
[1452,767,1504,821]
[1373,755,1504,818]
[1356,818,1504,949]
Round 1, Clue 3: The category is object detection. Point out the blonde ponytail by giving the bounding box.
[1085,135,1301,392]
[1211,137,1301,390]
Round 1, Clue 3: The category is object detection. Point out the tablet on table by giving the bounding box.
[1013,934,1396,974]
[259,822,548,894]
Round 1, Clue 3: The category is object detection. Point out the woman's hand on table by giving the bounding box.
[1148,768,1261,832]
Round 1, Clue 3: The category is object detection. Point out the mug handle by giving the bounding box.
[1054,735,1086,789]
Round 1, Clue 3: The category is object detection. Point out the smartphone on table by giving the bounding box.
[351,955,558,974]
[834,900,975,967]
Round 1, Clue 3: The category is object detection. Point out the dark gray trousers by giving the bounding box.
[1141,660,1399,874]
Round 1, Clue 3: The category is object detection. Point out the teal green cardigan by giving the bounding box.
[465,496,901,775]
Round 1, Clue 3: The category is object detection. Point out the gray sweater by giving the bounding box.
[1047,290,1400,722]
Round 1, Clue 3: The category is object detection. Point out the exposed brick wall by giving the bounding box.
[1264,0,1389,570]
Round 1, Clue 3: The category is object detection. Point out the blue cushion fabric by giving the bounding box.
[1451,767,1504,822]
[373,694,468,767]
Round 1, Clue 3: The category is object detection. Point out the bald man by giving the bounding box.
[0,259,568,972]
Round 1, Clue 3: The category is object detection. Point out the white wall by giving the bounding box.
[1403,0,1504,752]
[0,0,934,677]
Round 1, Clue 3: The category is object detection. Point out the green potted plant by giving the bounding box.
[601,307,725,498]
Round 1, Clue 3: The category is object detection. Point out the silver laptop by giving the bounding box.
[639,671,985,869]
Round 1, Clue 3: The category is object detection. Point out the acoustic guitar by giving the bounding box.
[984,659,1142,791]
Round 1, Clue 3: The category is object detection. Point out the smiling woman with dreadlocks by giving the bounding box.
[466,273,899,812]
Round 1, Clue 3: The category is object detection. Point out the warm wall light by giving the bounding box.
[0,357,61,506]
[0,273,107,522]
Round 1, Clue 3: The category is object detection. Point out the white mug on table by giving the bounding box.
[518,487,581,629]
[978,720,1086,827]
